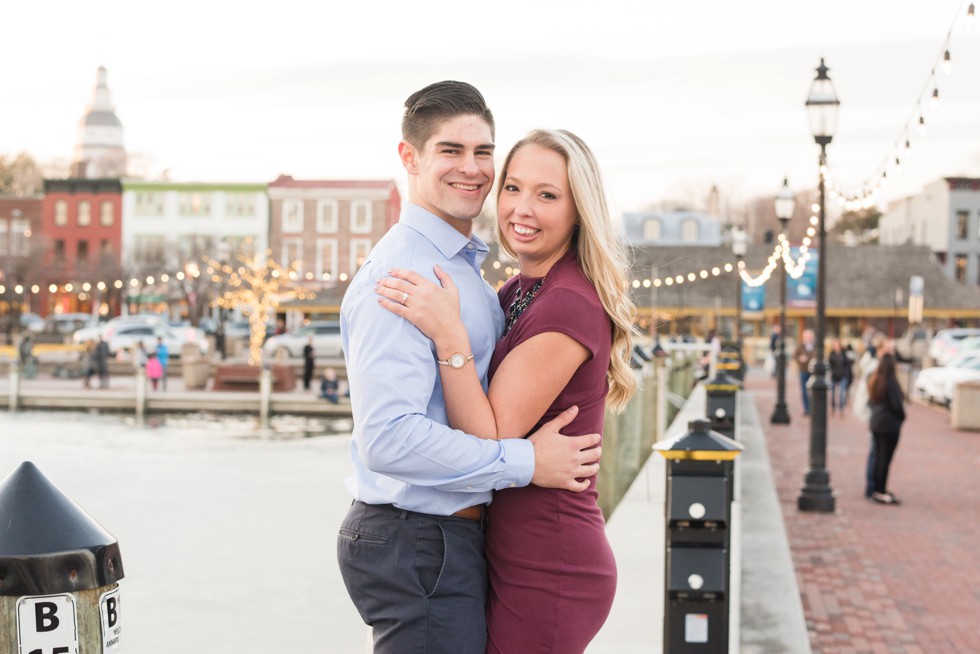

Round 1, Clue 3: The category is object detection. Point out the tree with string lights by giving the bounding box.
[209,251,296,367]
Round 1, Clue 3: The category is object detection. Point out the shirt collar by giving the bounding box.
[400,203,489,262]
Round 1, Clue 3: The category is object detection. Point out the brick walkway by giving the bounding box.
[748,368,980,654]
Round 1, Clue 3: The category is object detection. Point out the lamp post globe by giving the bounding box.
[798,58,839,513]
[771,178,794,425]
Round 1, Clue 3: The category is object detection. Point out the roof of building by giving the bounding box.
[81,111,122,128]
[630,242,980,311]
[268,175,396,190]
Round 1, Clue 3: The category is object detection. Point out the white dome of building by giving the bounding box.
[72,66,126,178]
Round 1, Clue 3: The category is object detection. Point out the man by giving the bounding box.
[337,81,602,654]
[796,328,816,416]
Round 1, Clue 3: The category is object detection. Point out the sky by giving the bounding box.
[5,0,980,217]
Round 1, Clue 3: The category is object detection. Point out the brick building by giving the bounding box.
[39,178,123,316]
[267,175,400,285]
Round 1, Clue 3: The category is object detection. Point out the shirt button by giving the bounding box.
[467,244,474,249]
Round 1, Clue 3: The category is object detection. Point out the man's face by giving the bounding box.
[399,114,495,235]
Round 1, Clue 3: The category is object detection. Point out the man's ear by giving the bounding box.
[398,140,418,174]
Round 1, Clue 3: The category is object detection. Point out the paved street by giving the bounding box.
[748,370,980,654]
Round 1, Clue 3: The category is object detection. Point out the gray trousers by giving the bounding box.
[337,501,488,654]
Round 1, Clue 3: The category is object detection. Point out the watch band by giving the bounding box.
[437,353,474,368]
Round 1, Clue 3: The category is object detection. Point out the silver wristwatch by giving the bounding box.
[437,353,474,369]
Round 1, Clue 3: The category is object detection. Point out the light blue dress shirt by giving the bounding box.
[340,204,535,514]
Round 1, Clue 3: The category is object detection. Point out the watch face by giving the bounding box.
[449,354,466,368]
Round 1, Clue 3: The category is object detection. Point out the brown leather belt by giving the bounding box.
[452,505,485,521]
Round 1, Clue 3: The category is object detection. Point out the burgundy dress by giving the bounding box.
[485,249,616,654]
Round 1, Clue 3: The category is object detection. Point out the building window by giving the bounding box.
[0,219,7,255]
[135,192,165,216]
[77,201,92,226]
[11,218,30,256]
[78,240,90,266]
[956,210,969,239]
[681,219,699,242]
[100,239,114,266]
[350,238,372,273]
[54,239,66,265]
[281,238,303,273]
[100,200,114,226]
[351,200,372,234]
[134,235,166,260]
[316,238,338,280]
[643,219,662,241]
[178,191,212,216]
[955,254,968,281]
[282,200,304,233]
[225,192,256,217]
[54,200,68,226]
[317,200,339,233]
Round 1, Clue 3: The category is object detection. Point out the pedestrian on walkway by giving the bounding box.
[795,328,816,416]
[146,351,163,390]
[867,352,905,505]
[302,336,315,390]
[829,337,851,414]
[854,332,887,497]
[319,367,339,403]
[95,335,110,388]
[155,337,169,391]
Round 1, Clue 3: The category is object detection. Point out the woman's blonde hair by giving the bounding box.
[495,129,637,410]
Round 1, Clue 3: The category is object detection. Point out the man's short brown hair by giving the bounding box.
[402,81,495,148]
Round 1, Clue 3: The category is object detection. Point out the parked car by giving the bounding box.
[106,322,208,358]
[913,351,980,404]
[928,328,980,366]
[72,314,167,346]
[32,313,96,336]
[895,327,931,363]
[262,321,343,359]
[938,335,980,367]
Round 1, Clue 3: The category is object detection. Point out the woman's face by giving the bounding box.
[497,143,578,276]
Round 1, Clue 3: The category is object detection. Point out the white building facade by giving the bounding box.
[120,181,269,272]
[880,177,980,286]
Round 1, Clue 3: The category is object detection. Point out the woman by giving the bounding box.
[828,338,851,414]
[867,352,905,505]
[376,129,636,652]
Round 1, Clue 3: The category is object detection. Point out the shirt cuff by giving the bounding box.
[497,438,534,489]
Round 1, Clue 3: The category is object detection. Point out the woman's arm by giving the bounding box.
[376,267,588,439]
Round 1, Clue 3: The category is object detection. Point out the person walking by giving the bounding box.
[853,332,887,497]
[867,352,905,505]
[378,128,636,652]
[302,336,315,390]
[95,335,110,389]
[146,351,163,390]
[336,81,603,654]
[829,337,851,414]
[155,337,169,390]
[795,328,816,416]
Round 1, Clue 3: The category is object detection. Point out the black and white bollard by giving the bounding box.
[655,419,743,653]
[0,462,125,653]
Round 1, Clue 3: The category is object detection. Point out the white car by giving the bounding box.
[73,314,167,346]
[262,321,343,360]
[106,323,208,358]
[928,328,980,366]
[913,352,980,405]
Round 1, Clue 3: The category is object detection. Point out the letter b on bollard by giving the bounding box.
[0,462,125,653]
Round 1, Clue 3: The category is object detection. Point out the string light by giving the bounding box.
[930,86,940,111]
[968,3,975,30]
[943,49,952,74]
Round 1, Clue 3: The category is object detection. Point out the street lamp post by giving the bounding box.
[731,227,747,351]
[798,58,839,513]
[771,178,795,425]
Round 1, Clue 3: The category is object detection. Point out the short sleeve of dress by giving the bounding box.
[515,286,607,361]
